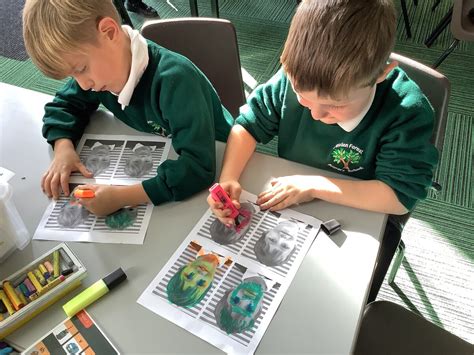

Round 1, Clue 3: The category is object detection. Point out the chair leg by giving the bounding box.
[189,0,198,16]
[432,39,459,69]
[388,240,405,285]
[211,0,219,18]
[425,6,453,47]
[400,0,412,39]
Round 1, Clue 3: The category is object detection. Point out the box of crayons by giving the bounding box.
[0,243,86,338]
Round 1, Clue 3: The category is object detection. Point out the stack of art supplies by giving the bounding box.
[0,243,87,338]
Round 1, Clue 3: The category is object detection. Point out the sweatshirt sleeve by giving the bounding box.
[375,94,439,211]
[42,79,101,146]
[235,69,287,144]
[141,61,221,205]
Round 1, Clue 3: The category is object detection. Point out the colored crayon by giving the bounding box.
[12,274,27,288]
[39,263,51,281]
[27,272,44,293]
[38,275,65,296]
[33,269,47,286]
[59,248,74,267]
[3,281,25,311]
[53,250,60,278]
[23,278,36,294]
[44,261,54,274]
[0,298,7,313]
[15,287,28,306]
[0,290,15,315]
[18,283,30,297]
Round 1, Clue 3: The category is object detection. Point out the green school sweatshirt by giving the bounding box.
[42,41,234,205]
[236,67,438,210]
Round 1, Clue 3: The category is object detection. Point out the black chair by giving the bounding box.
[367,53,450,302]
[141,18,245,117]
[353,301,474,355]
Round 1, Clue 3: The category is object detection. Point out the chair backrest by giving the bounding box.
[353,301,474,355]
[390,53,451,153]
[141,18,246,117]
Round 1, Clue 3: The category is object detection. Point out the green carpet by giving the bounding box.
[1,0,473,344]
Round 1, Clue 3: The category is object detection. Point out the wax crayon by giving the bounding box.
[33,269,47,286]
[3,281,25,311]
[23,278,36,294]
[18,283,30,297]
[27,272,44,293]
[44,261,54,275]
[53,250,60,278]
[59,248,74,267]
[61,268,74,276]
[0,290,15,315]
[0,298,7,313]
[15,287,28,306]
[12,274,27,288]
[38,275,65,296]
[38,263,51,281]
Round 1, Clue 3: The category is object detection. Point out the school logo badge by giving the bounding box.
[147,120,171,138]
[328,142,364,173]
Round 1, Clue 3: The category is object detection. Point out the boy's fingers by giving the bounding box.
[50,174,61,200]
[77,162,93,177]
[232,200,241,210]
[60,174,70,196]
[260,191,286,210]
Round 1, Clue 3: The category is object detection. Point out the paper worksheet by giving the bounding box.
[22,310,119,354]
[138,190,322,354]
[34,134,170,244]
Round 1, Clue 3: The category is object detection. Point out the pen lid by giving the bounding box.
[103,268,127,290]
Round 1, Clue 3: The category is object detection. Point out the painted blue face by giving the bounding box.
[228,280,264,318]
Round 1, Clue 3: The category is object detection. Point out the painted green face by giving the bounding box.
[228,281,264,318]
[180,254,219,291]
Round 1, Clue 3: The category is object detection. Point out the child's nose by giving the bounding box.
[75,76,94,91]
[310,106,329,120]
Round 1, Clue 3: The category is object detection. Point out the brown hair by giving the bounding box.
[281,0,396,98]
[23,0,120,79]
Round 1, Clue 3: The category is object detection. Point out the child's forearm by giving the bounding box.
[311,176,408,215]
[219,125,257,182]
[113,184,151,207]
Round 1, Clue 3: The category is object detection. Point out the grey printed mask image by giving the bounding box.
[57,201,90,228]
[254,221,298,266]
[85,144,111,176]
[124,146,153,177]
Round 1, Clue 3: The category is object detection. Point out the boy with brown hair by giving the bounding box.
[208,0,438,300]
[23,0,233,216]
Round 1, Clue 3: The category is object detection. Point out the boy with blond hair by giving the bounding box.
[23,0,233,216]
[208,0,438,301]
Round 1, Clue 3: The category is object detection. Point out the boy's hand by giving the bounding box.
[42,139,93,199]
[207,180,242,227]
[75,184,122,216]
[257,175,317,211]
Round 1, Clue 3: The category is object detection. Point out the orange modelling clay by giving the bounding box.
[73,189,95,198]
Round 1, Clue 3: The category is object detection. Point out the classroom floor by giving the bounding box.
[1,0,473,344]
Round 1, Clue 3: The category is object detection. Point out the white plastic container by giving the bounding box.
[0,181,31,263]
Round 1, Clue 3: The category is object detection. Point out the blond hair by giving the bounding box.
[281,0,396,98]
[23,0,120,79]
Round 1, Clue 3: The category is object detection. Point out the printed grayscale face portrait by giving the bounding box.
[254,220,298,266]
[57,201,90,228]
[124,145,153,177]
[214,276,267,334]
[209,203,256,245]
[85,144,111,176]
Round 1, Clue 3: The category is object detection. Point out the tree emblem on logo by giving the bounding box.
[331,148,361,171]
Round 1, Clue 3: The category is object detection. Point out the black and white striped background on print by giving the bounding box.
[114,140,166,180]
[45,197,147,234]
[199,210,315,278]
[151,243,281,348]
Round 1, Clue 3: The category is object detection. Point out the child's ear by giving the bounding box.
[375,61,399,84]
[97,17,120,42]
